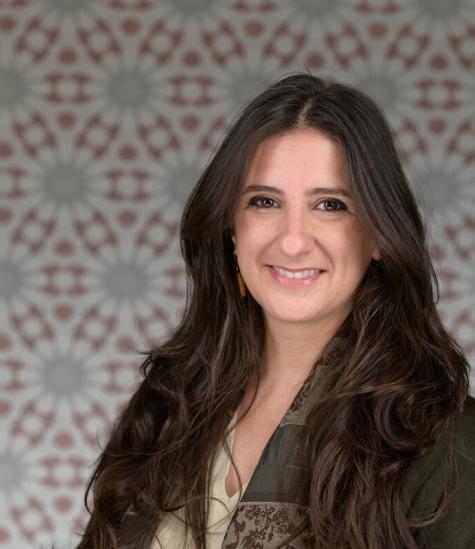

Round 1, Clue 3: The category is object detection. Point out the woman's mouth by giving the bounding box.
[267,265,324,286]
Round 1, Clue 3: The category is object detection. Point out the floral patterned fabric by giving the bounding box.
[222,503,308,548]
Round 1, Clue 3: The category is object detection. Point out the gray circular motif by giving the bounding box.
[413,168,458,216]
[0,452,25,492]
[357,74,400,113]
[40,162,89,206]
[165,0,218,16]
[0,67,28,110]
[293,0,341,16]
[226,69,277,112]
[42,355,86,396]
[0,260,25,301]
[46,0,93,15]
[416,0,463,18]
[106,68,153,111]
[102,261,150,304]
[163,162,200,206]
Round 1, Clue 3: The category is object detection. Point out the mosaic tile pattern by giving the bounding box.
[0,0,473,546]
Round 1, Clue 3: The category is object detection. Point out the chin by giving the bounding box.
[267,309,322,325]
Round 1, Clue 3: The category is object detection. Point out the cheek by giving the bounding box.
[233,211,254,239]
[235,217,269,250]
[234,219,260,269]
[333,223,375,270]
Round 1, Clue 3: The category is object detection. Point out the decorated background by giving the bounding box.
[0,0,474,547]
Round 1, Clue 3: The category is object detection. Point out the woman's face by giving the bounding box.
[232,127,380,331]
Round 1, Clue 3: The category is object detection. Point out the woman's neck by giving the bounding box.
[259,316,342,389]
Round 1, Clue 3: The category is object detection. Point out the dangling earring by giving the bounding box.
[232,250,246,298]
[236,269,246,299]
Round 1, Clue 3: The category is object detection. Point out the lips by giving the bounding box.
[271,266,323,279]
[267,265,325,286]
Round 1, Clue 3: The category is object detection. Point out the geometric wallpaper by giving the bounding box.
[0,0,474,547]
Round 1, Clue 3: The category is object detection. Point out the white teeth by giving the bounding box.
[272,266,321,279]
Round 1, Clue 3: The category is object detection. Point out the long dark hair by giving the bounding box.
[76,73,470,549]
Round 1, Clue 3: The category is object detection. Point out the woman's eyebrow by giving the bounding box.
[241,184,350,197]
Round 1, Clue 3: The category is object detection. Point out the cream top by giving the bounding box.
[150,414,247,549]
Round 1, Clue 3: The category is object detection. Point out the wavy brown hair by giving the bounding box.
[76,73,470,549]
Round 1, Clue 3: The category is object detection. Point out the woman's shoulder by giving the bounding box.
[404,395,475,495]
[444,394,475,467]
[453,394,475,455]
[403,395,475,548]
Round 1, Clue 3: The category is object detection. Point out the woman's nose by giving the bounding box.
[277,209,314,258]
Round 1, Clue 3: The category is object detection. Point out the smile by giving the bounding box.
[272,266,322,279]
[268,265,324,286]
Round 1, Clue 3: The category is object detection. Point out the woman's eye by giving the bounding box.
[248,196,278,208]
[247,196,347,211]
[315,199,347,212]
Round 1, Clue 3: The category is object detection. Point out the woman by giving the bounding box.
[77,73,474,549]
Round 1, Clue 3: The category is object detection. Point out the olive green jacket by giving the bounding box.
[221,337,475,548]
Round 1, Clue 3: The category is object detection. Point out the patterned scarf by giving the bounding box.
[221,335,348,548]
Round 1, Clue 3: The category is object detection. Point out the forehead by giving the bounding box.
[244,128,349,190]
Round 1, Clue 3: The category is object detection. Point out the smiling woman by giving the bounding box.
[76,74,474,549]
[232,128,380,337]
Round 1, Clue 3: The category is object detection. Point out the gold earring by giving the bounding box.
[233,251,246,298]
[236,271,246,298]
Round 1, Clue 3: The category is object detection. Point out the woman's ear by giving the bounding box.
[372,246,382,261]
